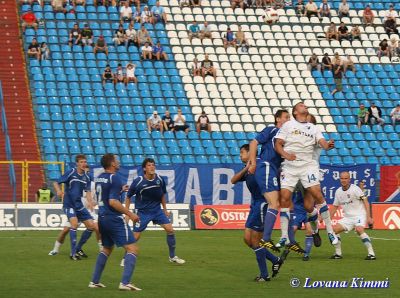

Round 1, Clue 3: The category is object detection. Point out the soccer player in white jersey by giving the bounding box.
[329,172,376,260]
[275,102,339,245]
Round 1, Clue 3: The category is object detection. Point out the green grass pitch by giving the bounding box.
[0,230,399,298]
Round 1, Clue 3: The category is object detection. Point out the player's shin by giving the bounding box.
[307,208,319,233]
[253,247,268,279]
[70,228,77,256]
[91,252,108,284]
[263,247,278,264]
[167,234,176,258]
[304,235,313,255]
[121,253,137,285]
[360,233,375,256]
[334,237,342,256]
[262,208,278,241]
[288,211,296,244]
[318,203,337,240]
[279,208,290,240]
[76,229,93,252]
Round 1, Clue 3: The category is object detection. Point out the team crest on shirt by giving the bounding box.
[156,180,160,185]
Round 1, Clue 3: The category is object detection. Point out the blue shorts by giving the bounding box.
[99,215,136,248]
[245,200,268,232]
[134,208,171,232]
[292,211,308,229]
[63,207,93,222]
[255,159,280,194]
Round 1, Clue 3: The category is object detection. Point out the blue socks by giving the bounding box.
[262,208,278,241]
[76,229,93,252]
[167,234,176,258]
[253,247,268,278]
[264,247,279,264]
[69,228,77,256]
[305,235,313,256]
[122,253,137,285]
[288,211,296,244]
[91,252,108,284]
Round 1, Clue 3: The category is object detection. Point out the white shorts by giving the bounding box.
[338,216,366,231]
[62,210,97,228]
[280,161,320,190]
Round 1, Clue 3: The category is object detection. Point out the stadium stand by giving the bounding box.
[18,0,399,181]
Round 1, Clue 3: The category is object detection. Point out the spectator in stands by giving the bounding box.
[238,40,249,54]
[384,17,399,37]
[137,24,153,47]
[125,63,138,85]
[389,36,400,58]
[174,108,190,133]
[295,0,305,16]
[141,41,153,60]
[27,38,41,60]
[125,22,137,48]
[377,39,391,60]
[385,4,398,22]
[95,0,117,7]
[343,55,356,74]
[224,27,237,49]
[120,1,132,22]
[21,9,38,33]
[191,0,202,7]
[202,54,217,80]
[351,25,361,41]
[132,4,141,23]
[319,0,331,18]
[162,110,175,132]
[51,0,67,14]
[81,23,94,46]
[231,0,245,10]
[321,52,332,71]
[40,42,50,60]
[196,111,211,133]
[362,5,374,27]
[102,64,114,86]
[332,52,342,66]
[338,0,349,18]
[141,6,152,23]
[390,104,400,126]
[200,22,212,41]
[331,63,343,95]
[338,22,351,42]
[180,0,191,8]
[188,20,201,42]
[304,0,319,19]
[114,63,126,85]
[325,22,338,41]
[235,25,248,48]
[72,0,86,8]
[275,0,285,9]
[35,183,55,203]
[19,0,42,6]
[357,103,369,129]
[147,111,163,133]
[151,1,167,24]
[113,24,126,46]
[152,41,168,61]
[308,53,320,71]
[263,6,279,24]
[93,35,108,55]
[68,23,81,47]
[368,102,385,126]
[189,57,202,77]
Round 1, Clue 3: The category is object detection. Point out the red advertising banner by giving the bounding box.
[371,204,400,230]
[380,166,400,202]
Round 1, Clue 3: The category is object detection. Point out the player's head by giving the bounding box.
[239,144,250,163]
[100,153,120,171]
[307,113,317,125]
[274,109,290,127]
[292,102,308,119]
[75,154,87,171]
[142,158,156,176]
[339,172,351,188]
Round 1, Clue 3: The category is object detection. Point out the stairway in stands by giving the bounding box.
[0,0,43,202]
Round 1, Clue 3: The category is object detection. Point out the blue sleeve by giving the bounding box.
[85,173,92,191]
[161,177,167,194]
[57,168,74,184]
[127,178,138,198]
[109,175,122,201]
[255,127,272,144]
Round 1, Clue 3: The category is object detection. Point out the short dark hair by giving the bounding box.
[240,144,249,151]
[274,109,289,125]
[292,102,304,119]
[101,153,115,169]
[75,154,86,163]
[142,157,155,169]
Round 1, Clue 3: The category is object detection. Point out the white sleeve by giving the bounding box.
[275,122,289,140]
[353,185,366,200]
[333,190,340,206]
[315,125,324,143]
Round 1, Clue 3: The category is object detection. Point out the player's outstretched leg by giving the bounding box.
[359,232,376,260]
[303,235,313,261]
[306,208,322,247]
[89,251,109,288]
[49,226,69,256]
[253,246,270,282]
[330,236,343,259]
[319,202,338,245]
[285,211,305,254]
[69,228,80,260]
[75,228,93,258]
[167,233,186,264]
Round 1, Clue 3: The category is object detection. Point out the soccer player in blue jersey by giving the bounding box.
[124,158,185,265]
[232,144,283,282]
[89,153,141,291]
[53,154,96,260]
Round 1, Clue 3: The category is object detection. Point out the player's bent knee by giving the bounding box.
[355,226,364,234]
[125,243,139,255]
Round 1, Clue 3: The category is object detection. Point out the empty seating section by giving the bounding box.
[20,0,399,180]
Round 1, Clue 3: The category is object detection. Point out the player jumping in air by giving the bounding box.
[329,171,376,260]
[248,109,295,253]
[232,144,284,282]
[89,153,142,291]
[122,158,185,266]
[53,154,96,260]
[275,102,339,246]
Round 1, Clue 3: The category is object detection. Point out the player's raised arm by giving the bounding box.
[275,138,296,161]
[248,139,258,174]
[109,199,139,223]
[231,162,250,184]
[360,190,373,226]
[317,126,334,150]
